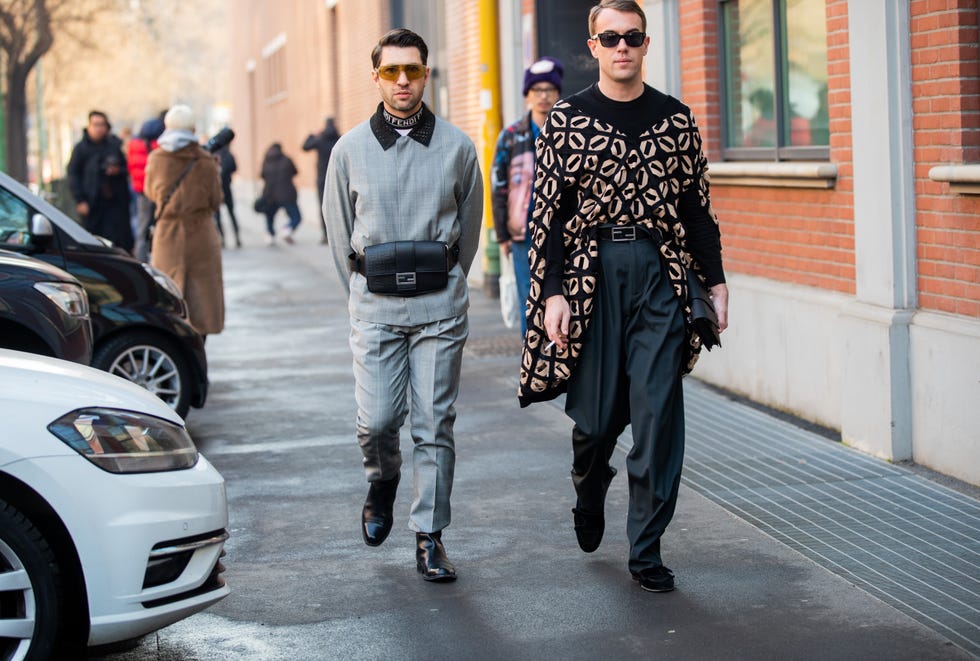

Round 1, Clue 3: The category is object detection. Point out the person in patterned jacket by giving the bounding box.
[519,0,729,593]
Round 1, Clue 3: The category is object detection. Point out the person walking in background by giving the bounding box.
[144,105,225,338]
[128,116,165,262]
[491,57,563,336]
[119,125,138,240]
[302,116,341,244]
[216,141,242,248]
[519,0,729,593]
[67,110,134,253]
[259,143,302,245]
[323,29,483,582]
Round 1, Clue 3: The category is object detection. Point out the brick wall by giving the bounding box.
[229,0,388,186]
[911,0,980,317]
[677,0,722,154]
[333,2,390,149]
[444,3,484,153]
[677,0,857,294]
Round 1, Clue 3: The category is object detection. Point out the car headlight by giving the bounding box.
[34,281,89,317]
[47,408,199,473]
[142,263,184,300]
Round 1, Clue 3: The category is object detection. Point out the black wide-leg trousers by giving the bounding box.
[564,237,687,573]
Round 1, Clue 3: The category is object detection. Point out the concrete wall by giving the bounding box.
[909,313,980,483]
[691,274,846,431]
[694,275,980,486]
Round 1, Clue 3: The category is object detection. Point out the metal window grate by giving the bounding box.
[679,379,980,657]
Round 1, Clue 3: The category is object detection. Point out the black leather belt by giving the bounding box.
[596,225,659,243]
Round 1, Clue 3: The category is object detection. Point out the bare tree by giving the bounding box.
[0,0,116,182]
[39,0,229,178]
[0,0,57,181]
[0,0,113,182]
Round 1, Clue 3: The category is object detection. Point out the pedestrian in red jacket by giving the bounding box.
[129,117,165,262]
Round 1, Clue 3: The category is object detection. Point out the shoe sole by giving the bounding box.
[417,565,457,582]
[631,574,675,593]
[420,573,457,583]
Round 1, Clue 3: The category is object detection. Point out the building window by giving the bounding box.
[262,33,288,103]
[720,0,829,160]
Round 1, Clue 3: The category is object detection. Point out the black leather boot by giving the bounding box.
[416,531,457,582]
[570,426,617,553]
[572,506,605,553]
[361,474,399,546]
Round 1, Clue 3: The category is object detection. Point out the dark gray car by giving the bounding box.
[0,249,93,364]
[0,172,207,417]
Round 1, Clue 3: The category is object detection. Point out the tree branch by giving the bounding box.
[21,0,53,71]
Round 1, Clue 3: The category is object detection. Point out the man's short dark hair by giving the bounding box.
[88,110,110,128]
[588,0,647,36]
[371,28,429,69]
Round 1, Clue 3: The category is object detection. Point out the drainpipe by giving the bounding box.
[479,0,502,297]
[389,0,403,28]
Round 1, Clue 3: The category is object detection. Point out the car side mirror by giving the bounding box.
[31,213,54,239]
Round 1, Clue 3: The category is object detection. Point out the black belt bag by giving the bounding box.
[352,241,458,296]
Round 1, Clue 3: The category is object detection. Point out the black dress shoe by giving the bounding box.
[361,474,399,547]
[572,507,604,553]
[416,532,457,582]
[631,565,675,592]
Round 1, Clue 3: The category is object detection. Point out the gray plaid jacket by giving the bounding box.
[323,104,484,326]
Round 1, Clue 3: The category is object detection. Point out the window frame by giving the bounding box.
[718,0,830,162]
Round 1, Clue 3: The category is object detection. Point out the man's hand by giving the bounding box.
[544,294,570,351]
[499,240,511,258]
[710,283,729,332]
[75,201,90,217]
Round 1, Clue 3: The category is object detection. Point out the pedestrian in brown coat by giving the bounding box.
[144,105,225,336]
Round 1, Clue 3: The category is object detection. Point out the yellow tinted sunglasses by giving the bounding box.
[376,64,427,81]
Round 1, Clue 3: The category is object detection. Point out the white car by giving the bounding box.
[0,349,229,659]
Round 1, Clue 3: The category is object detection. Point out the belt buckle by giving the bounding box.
[611,226,637,242]
[396,272,417,288]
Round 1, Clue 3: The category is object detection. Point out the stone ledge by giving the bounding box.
[912,309,980,340]
[928,164,980,195]
[707,161,838,189]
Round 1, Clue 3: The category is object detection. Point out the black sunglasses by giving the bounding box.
[592,31,646,48]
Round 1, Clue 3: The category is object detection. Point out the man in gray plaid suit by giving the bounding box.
[323,28,483,582]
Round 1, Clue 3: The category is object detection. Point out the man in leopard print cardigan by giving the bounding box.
[518,0,729,593]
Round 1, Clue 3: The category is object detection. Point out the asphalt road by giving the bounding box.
[93,219,971,660]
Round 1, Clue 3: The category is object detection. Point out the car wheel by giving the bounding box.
[0,500,71,661]
[92,332,192,418]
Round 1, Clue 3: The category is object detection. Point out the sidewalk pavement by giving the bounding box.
[116,205,976,660]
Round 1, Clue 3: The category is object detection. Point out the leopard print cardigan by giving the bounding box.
[518,95,717,407]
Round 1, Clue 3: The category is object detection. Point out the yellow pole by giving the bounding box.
[478,0,502,287]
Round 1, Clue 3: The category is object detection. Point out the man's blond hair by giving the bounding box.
[588,0,647,36]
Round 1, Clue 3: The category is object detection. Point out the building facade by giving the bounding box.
[229,0,979,485]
